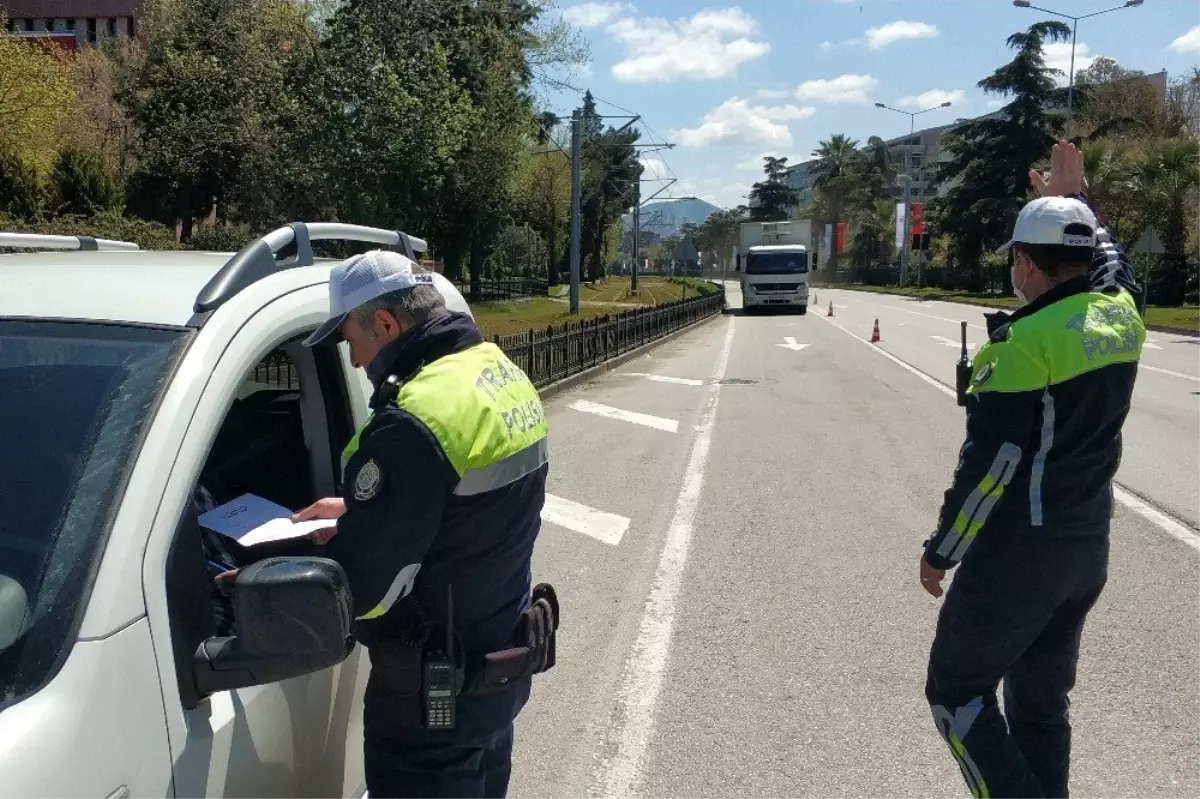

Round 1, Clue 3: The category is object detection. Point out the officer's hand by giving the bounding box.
[1030,139,1085,198]
[292,497,346,522]
[919,556,946,599]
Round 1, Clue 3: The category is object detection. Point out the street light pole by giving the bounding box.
[1012,0,1144,137]
[875,100,952,287]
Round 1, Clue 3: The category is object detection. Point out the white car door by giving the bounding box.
[141,283,369,798]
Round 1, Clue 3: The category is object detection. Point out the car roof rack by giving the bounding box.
[0,232,140,252]
[190,222,428,319]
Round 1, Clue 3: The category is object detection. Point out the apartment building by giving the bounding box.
[2,1,141,47]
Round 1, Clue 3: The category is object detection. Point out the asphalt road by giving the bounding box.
[509,281,1200,798]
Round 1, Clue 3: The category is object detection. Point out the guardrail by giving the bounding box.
[455,277,548,301]
[493,287,726,388]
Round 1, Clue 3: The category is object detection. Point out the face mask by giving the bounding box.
[1011,259,1029,305]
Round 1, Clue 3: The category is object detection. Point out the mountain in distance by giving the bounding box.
[622,196,722,237]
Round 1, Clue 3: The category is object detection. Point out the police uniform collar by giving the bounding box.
[366,311,483,402]
[1009,275,1091,324]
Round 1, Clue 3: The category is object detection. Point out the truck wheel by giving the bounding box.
[797,305,808,315]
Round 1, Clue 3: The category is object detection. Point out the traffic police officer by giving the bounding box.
[920,140,1143,799]
[295,250,554,798]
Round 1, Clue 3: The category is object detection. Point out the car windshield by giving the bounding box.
[0,320,186,708]
[746,251,808,275]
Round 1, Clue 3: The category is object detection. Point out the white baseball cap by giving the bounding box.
[303,249,473,347]
[997,196,1097,253]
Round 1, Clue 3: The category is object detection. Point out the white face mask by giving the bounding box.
[1011,258,1029,305]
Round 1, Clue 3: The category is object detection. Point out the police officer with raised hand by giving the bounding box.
[293,250,556,798]
[920,139,1143,798]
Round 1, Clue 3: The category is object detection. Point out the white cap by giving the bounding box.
[303,249,473,347]
[997,196,1097,253]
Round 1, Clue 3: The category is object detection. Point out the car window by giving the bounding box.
[0,320,186,708]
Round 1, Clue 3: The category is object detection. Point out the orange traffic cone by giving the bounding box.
[826,301,834,317]
[814,292,819,305]
[870,319,882,343]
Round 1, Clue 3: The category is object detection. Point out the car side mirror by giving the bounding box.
[193,557,354,695]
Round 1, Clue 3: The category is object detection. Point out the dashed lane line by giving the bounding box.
[568,399,679,433]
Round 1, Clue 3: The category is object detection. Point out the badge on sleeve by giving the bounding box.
[973,362,994,386]
[354,458,383,501]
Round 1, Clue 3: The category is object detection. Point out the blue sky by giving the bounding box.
[536,0,1200,209]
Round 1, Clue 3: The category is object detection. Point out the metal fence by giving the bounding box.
[493,287,726,388]
[454,277,548,301]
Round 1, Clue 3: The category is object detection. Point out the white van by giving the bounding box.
[739,245,810,314]
[0,225,468,798]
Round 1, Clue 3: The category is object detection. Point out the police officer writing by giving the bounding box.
[921,140,1143,799]
[293,250,556,799]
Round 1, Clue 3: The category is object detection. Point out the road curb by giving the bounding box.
[537,310,724,401]
[1146,324,1199,337]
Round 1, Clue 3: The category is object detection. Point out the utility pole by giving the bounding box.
[569,109,582,314]
[631,180,640,293]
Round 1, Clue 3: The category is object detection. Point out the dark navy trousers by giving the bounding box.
[925,531,1109,798]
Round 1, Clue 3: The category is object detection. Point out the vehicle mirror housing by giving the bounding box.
[193,557,354,695]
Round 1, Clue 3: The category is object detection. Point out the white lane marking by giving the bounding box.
[568,399,679,433]
[626,372,704,386]
[1140,364,1200,382]
[931,334,976,350]
[815,308,1200,550]
[541,494,630,546]
[596,316,736,799]
[1112,487,1200,551]
[850,297,989,329]
[1143,338,1163,350]
[777,336,811,351]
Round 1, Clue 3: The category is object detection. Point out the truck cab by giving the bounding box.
[0,224,467,798]
[739,245,810,314]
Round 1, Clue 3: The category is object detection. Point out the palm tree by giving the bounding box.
[1082,140,1137,241]
[810,134,860,274]
[1133,137,1199,305]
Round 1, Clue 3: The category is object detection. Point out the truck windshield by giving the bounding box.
[746,251,808,275]
[0,320,186,708]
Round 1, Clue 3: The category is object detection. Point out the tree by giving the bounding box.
[48,148,123,217]
[692,207,747,269]
[810,134,860,274]
[1075,57,1169,140]
[1166,67,1200,139]
[930,21,1070,291]
[577,91,640,283]
[120,0,317,238]
[511,145,571,283]
[67,43,137,180]
[1133,137,1199,306]
[0,151,43,219]
[748,156,799,222]
[0,27,76,172]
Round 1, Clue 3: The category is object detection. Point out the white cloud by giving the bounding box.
[1042,42,1098,82]
[819,40,834,51]
[794,74,879,104]
[755,88,791,100]
[865,20,937,49]
[560,2,629,28]
[898,88,965,108]
[1168,25,1200,53]
[639,157,671,181]
[673,97,815,148]
[986,99,1005,108]
[607,8,770,82]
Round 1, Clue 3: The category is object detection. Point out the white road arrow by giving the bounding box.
[777,336,811,351]
[931,335,976,351]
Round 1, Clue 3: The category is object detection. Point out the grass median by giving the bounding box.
[478,277,719,337]
[812,283,1198,333]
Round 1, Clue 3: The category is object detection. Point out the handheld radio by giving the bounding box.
[422,585,458,730]
[955,321,971,407]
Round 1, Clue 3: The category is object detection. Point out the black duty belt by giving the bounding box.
[464,583,560,697]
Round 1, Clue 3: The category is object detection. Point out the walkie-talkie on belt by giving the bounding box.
[955,321,971,407]
[422,585,457,730]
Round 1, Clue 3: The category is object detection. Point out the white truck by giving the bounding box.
[0,225,471,798]
[734,220,813,314]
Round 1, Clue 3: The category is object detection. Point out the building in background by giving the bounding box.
[782,159,818,205]
[2,1,141,48]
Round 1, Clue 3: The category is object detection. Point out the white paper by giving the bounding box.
[197,493,332,547]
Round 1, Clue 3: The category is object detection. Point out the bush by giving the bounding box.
[48,148,123,217]
[186,227,252,252]
[0,210,179,250]
[0,151,43,219]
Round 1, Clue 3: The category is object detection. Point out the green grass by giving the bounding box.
[813,283,1198,332]
[474,277,720,337]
